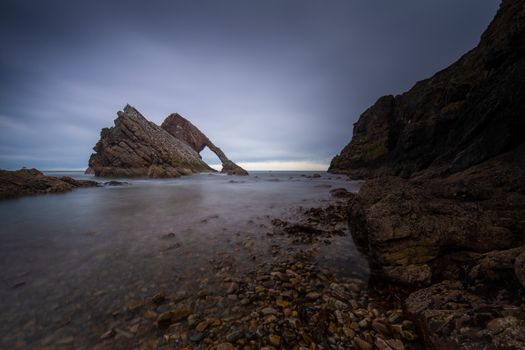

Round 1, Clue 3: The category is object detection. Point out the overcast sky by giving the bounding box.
[0,0,499,170]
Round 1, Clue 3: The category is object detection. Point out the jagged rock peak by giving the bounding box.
[161,113,248,176]
[87,105,215,177]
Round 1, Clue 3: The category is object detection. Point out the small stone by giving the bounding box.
[306,292,321,300]
[261,307,278,315]
[196,320,209,332]
[207,317,221,326]
[217,343,235,350]
[269,334,281,346]
[486,316,519,334]
[100,329,115,340]
[189,332,204,342]
[358,319,368,328]
[56,336,74,345]
[226,329,243,342]
[226,282,239,294]
[354,337,373,350]
[343,326,355,338]
[115,328,134,339]
[264,315,278,324]
[276,299,290,308]
[144,310,158,319]
[128,323,139,333]
[172,305,192,321]
[387,310,403,323]
[156,311,174,329]
[152,293,165,304]
[375,338,393,350]
[385,339,405,350]
[372,321,390,335]
[187,314,199,326]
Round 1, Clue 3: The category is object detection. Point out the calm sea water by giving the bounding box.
[0,171,367,348]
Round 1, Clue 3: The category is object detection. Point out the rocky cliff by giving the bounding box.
[161,113,248,176]
[87,105,247,177]
[330,0,525,179]
[331,0,525,348]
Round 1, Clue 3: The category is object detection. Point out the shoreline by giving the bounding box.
[77,192,421,350]
[0,173,422,350]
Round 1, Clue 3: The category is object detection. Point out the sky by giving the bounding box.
[0,0,499,171]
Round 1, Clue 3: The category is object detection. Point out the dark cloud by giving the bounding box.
[0,0,499,169]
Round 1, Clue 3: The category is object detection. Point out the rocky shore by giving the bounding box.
[0,168,98,199]
[330,0,525,348]
[62,190,421,350]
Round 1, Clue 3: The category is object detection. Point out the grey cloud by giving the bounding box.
[0,0,499,169]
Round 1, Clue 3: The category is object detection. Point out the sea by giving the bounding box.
[0,171,368,348]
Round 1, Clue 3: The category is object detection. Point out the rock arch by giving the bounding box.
[161,113,248,176]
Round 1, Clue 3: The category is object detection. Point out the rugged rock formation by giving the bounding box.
[331,1,525,348]
[87,106,247,177]
[347,149,525,285]
[161,113,248,176]
[405,280,525,350]
[0,168,98,199]
[330,0,525,178]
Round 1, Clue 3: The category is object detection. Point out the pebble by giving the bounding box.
[216,343,235,350]
[268,334,281,346]
[261,307,278,315]
[195,320,209,332]
[306,292,321,300]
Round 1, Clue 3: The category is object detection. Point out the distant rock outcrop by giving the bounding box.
[330,1,525,348]
[87,105,247,177]
[0,168,98,199]
[161,113,248,176]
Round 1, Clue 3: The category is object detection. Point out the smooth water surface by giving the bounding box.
[0,171,367,348]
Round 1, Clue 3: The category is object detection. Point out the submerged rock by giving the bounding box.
[0,168,98,199]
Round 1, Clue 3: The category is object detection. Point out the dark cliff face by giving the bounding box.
[331,2,525,348]
[329,0,525,178]
[87,105,215,177]
[161,114,249,176]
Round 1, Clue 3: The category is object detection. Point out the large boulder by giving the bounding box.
[348,152,525,284]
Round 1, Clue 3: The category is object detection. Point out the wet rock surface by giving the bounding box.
[0,168,98,199]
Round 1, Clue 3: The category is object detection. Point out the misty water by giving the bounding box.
[0,171,368,348]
